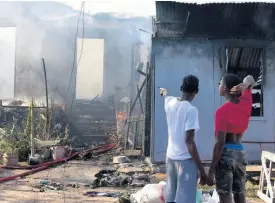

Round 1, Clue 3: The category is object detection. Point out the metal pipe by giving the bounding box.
[242,141,275,144]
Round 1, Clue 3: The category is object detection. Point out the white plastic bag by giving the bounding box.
[209,189,220,203]
[206,189,237,203]
[202,193,211,202]
[130,182,166,203]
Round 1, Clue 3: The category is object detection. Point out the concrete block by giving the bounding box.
[123,150,142,157]
[113,156,131,164]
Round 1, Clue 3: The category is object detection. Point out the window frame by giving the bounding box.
[224,46,266,120]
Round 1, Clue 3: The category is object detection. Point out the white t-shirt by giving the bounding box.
[164,96,200,160]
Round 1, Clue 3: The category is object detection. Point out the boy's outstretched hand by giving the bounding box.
[160,88,168,97]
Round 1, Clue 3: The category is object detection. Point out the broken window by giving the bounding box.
[226,47,264,117]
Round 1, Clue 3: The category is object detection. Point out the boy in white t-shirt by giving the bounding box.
[160,75,206,203]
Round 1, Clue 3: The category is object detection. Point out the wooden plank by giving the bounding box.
[127,115,145,122]
[257,151,275,203]
[259,164,264,193]
[257,190,274,203]
[262,151,275,163]
[123,150,142,157]
[261,157,274,197]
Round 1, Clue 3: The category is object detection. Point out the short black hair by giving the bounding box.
[223,73,241,91]
[181,75,199,93]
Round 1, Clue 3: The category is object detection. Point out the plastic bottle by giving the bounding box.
[196,189,202,203]
[40,180,49,184]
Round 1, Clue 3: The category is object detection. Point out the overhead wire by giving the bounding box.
[63,1,85,110]
[69,1,86,112]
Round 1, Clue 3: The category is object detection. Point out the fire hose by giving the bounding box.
[0,143,116,183]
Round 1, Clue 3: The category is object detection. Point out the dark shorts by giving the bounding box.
[215,148,247,195]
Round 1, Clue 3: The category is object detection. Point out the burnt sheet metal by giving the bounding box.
[155,2,275,39]
[227,47,263,79]
[228,47,262,69]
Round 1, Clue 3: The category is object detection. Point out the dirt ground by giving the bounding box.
[0,160,128,203]
[0,161,265,203]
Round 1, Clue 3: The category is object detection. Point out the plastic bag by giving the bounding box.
[210,189,220,203]
[204,189,237,203]
[130,182,166,203]
[202,193,211,202]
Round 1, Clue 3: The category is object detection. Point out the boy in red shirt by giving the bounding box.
[207,74,255,203]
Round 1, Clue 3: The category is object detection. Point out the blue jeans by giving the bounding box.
[165,158,198,203]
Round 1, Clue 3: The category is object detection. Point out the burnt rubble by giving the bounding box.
[0,96,117,160]
[89,168,151,188]
[0,105,68,140]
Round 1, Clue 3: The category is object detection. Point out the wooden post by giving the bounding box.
[257,151,275,203]
[42,58,49,137]
[30,99,34,157]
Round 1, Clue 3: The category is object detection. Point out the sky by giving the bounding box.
[57,0,156,16]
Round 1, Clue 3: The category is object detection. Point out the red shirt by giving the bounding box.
[215,89,252,135]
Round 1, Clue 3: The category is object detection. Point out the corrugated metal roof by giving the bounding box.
[227,47,262,86]
[155,1,275,39]
[228,47,262,69]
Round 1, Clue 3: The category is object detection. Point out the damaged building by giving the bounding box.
[0,1,151,144]
[148,1,275,163]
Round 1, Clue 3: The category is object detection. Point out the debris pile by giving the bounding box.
[69,98,116,143]
[89,168,151,188]
[83,191,120,198]
[0,105,68,140]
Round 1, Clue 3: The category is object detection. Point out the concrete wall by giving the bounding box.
[151,39,275,163]
[76,38,104,99]
[0,27,16,100]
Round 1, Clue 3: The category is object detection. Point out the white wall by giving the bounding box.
[152,39,275,163]
[0,27,16,99]
[76,38,104,99]
[152,40,217,162]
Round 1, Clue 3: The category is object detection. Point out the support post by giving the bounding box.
[42,58,49,136]
[30,99,34,157]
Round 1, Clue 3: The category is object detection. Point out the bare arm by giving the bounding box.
[184,108,206,185]
[236,132,244,143]
[185,130,205,176]
[207,107,227,186]
[209,132,226,173]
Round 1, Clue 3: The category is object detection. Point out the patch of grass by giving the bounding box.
[246,181,259,199]
[198,181,261,201]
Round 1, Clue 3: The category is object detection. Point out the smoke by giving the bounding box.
[254,4,275,39]
[0,1,151,104]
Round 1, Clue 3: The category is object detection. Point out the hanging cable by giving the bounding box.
[63,1,85,110]
[69,2,85,111]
